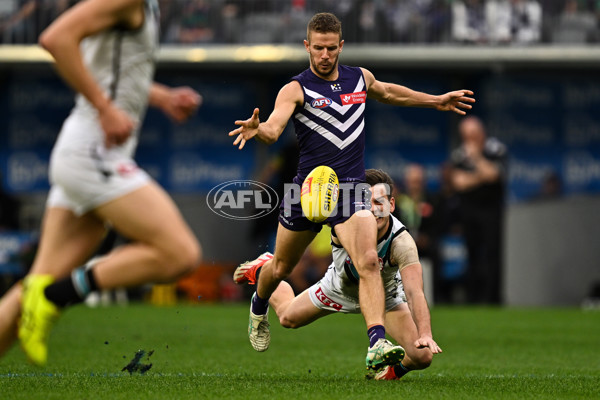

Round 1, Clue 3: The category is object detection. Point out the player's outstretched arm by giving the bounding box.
[390,234,442,354]
[229,81,303,150]
[149,83,202,123]
[400,263,442,354]
[362,68,475,115]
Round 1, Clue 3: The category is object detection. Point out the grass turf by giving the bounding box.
[1,304,598,399]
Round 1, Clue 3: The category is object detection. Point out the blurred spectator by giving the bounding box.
[430,162,465,303]
[0,0,70,44]
[158,0,185,43]
[487,0,542,44]
[551,0,597,43]
[379,0,431,43]
[394,164,436,257]
[531,170,563,201]
[175,0,220,44]
[450,116,508,305]
[451,0,488,43]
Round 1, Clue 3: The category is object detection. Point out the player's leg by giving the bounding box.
[0,284,22,358]
[270,284,333,329]
[385,304,433,371]
[247,223,317,351]
[19,207,109,365]
[334,210,405,370]
[256,223,317,300]
[333,210,383,327]
[90,181,201,289]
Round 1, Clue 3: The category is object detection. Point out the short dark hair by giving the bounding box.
[365,169,394,198]
[307,12,342,41]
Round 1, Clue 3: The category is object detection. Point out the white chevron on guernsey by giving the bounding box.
[295,113,365,150]
[301,101,365,132]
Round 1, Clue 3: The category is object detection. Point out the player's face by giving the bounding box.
[304,32,343,79]
[370,183,395,231]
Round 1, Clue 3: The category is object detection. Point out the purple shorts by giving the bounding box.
[278,176,371,233]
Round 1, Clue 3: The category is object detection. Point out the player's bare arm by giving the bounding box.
[390,234,442,354]
[39,0,144,147]
[361,68,475,115]
[229,81,303,149]
[149,83,202,123]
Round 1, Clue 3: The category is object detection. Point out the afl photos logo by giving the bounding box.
[311,97,333,109]
[206,180,279,220]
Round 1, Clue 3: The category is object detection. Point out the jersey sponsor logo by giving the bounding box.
[340,91,366,105]
[315,287,342,311]
[330,83,342,92]
[311,97,333,109]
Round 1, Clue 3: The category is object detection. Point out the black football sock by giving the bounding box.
[44,267,99,308]
[393,362,411,379]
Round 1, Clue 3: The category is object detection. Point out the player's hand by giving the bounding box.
[415,335,442,354]
[99,103,136,148]
[164,86,202,123]
[435,90,475,115]
[229,108,260,150]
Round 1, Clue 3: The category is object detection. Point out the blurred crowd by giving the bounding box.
[1,0,600,45]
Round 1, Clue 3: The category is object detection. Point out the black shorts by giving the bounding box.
[278,176,371,233]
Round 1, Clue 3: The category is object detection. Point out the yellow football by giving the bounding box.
[301,165,339,223]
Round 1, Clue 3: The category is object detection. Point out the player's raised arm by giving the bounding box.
[361,68,475,115]
[229,81,303,150]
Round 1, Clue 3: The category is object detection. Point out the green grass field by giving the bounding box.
[1,303,598,399]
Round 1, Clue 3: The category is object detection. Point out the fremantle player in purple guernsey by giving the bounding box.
[229,12,474,372]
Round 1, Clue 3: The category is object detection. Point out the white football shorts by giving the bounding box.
[307,266,406,313]
[47,116,150,216]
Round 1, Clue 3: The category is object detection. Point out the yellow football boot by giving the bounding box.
[18,274,60,366]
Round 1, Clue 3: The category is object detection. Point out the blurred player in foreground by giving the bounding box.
[235,169,441,380]
[0,0,201,365]
[229,12,471,371]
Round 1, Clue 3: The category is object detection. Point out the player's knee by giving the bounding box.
[271,259,294,281]
[279,313,302,329]
[165,238,202,279]
[412,350,433,370]
[354,249,380,276]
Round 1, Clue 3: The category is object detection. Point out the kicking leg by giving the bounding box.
[335,210,404,371]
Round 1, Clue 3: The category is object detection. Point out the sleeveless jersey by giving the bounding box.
[329,215,407,298]
[54,0,159,156]
[291,65,367,183]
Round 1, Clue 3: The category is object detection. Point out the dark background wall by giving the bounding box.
[1,48,599,305]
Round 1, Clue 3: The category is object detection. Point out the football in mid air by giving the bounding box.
[300,165,339,223]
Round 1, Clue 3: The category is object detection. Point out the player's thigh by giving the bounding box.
[30,207,107,277]
[93,182,199,259]
[281,290,334,328]
[333,210,378,268]
[272,223,318,273]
